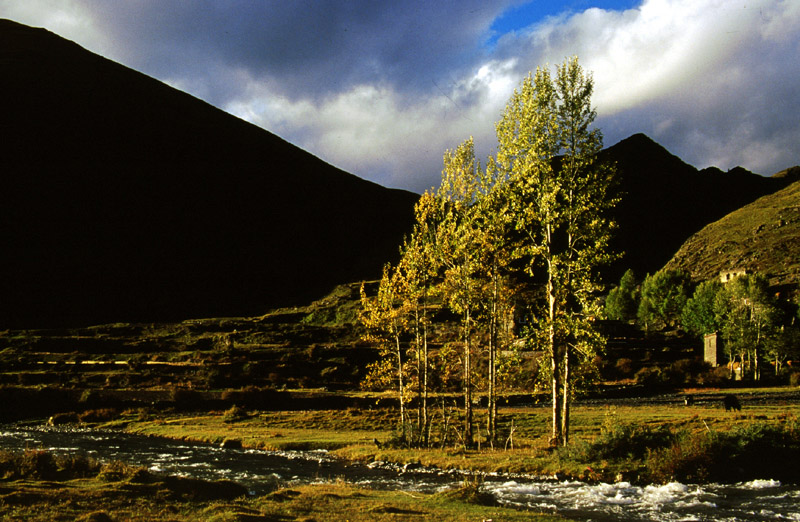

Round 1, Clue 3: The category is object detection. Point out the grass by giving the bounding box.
[105,396,800,483]
[0,455,570,521]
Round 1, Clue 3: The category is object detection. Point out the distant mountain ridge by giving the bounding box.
[663,179,800,288]
[0,19,417,327]
[1,19,795,328]
[600,133,794,281]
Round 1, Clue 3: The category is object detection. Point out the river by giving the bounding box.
[1,426,798,521]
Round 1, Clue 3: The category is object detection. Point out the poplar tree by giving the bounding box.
[360,264,409,441]
[435,137,483,447]
[397,191,441,446]
[494,57,617,446]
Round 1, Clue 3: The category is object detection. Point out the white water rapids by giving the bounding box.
[2,426,798,521]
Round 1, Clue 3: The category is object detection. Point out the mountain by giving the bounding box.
[0,19,417,328]
[662,179,800,287]
[600,134,793,281]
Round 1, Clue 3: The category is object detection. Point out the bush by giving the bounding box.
[569,413,676,462]
[790,371,800,387]
[0,450,101,481]
[634,366,665,388]
[646,420,800,483]
[614,358,635,379]
[222,405,249,423]
[645,431,714,483]
[697,366,730,387]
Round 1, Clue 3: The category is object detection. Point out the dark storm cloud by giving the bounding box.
[2,0,798,191]
[82,1,516,107]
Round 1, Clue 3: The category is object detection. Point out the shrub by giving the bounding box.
[646,421,800,483]
[645,431,715,483]
[635,366,665,388]
[614,358,635,379]
[222,404,249,423]
[79,408,118,423]
[697,366,730,387]
[789,371,800,387]
[0,450,101,480]
[435,476,498,506]
[570,413,676,462]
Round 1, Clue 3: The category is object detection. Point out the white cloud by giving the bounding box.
[2,0,798,188]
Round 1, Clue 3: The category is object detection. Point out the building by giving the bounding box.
[704,332,724,366]
[720,269,750,283]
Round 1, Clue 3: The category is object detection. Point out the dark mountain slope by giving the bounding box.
[663,179,800,287]
[601,134,792,280]
[0,19,417,327]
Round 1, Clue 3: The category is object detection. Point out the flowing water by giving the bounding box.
[1,426,798,521]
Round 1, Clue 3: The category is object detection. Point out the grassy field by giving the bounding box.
[103,392,800,483]
[0,452,569,522]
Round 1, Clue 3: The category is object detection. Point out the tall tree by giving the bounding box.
[494,57,617,446]
[397,190,442,446]
[477,158,516,446]
[435,137,484,448]
[360,264,409,441]
[714,273,780,380]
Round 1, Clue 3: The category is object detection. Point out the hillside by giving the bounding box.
[600,134,793,281]
[662,179,800,287]
[0,19,417,328]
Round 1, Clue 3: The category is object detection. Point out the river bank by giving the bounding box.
[3,424,800,522]
[100,393,800,485]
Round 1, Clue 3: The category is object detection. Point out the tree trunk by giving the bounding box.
[395,334,405,442]
[561,345,570,446]
[464,306,473,448]
[548,261,562,446]
[422,288,429,447]
[487,267,498,446]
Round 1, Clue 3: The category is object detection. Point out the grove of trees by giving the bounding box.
[360,57,618,449]
[608,269,800,382]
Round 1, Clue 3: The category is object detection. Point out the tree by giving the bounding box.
[396,190,442,446]
[682,279,722,338]
[765,326,800,377]
[474,159,516,446]
[605,269,638,322]
[714,273,780,380]
[435,137,484,448]
[495,57,617,446]
[637,269,691,331]
[360,264,409,441]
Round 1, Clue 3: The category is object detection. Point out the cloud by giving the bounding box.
[1,0,799,191]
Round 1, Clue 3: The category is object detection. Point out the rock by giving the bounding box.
[220,438,243,450]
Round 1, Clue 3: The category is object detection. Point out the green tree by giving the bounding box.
[682,279,722,337]
[714,273,780,380]
[605,269,639,322]
[637,269,691,331]
[435,137,484,448]
[396,190,442,446]
[475,157,517,446]
[765,326,800,377]
[494,57,617,446]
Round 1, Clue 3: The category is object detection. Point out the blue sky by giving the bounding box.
[2,0,798,192]
[490,0,639,38]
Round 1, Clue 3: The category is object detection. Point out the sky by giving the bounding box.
[2,0,798,193]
